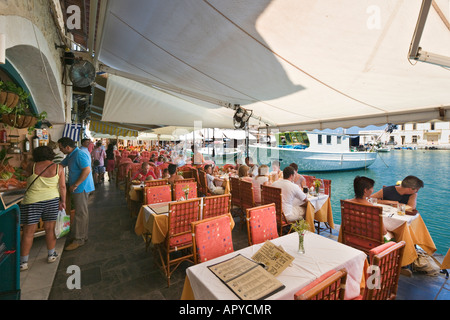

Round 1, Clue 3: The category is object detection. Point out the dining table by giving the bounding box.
[181,231,367,300]
[376,204,436,266]
[337,203,436,267]
[304,193,335,233]
[134,199,235,245]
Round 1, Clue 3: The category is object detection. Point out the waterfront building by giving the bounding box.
[359,121,450,150]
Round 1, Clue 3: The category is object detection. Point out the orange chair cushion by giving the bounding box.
[368,241,397,262]
[294,269,336,299]
[195,216,233,262]
[249,205,279,245]
[169,233,192,248]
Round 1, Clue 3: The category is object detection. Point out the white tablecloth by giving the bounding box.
[186,232,366,300]
[307,194,329,213]
[376,204,419,231]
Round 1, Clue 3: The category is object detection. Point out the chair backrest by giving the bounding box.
[121,150,130,158]
[246,203,279,245]
[229,177,241,207]
[261,185,289,233]
[140,157,150,163]
[167,198,201,250]
[203,194,231,219]
[322,179,331,197]
[144,185,172,204]
[117,162,132,182]
[173,181,198,201]
[294,269,348,300]
[144,179,168,187]
[198,170,211,196]
[141,151,151,158]
[340,200,384,255]
[129,163,143,178]
[191,214,234,264]
[222,164,235,172]
[239,179,255,211]
[174,178,196,184]
[303,175,316,188]
[365,241,406,300]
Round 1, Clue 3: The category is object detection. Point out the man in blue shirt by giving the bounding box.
[58,137,95,251]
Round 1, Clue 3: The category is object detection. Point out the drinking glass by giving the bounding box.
[397,203,406,216]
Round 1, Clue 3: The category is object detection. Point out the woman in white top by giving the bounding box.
[252,165,270,204]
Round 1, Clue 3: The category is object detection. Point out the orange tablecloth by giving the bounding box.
[304,196,334,233]
[338,213,436,267]
[135,203,235,245]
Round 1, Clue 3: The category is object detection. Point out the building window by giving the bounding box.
[326,135,332,144]
[337,136,342,144]
[431,122,435,130]
[318,135,322,144]
[412,135,418,144]
[413,123,417,130]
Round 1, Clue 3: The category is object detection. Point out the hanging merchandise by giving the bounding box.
[0,129,7,143]
[24,138,30,152]
[32,132,40,149]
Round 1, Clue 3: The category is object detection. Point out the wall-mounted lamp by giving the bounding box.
[0,34,6,64]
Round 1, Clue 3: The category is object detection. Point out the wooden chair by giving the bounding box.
[198,169,213,196]
[261,185,292,235]
[434,248,450,300]
[190,168,201,195]
[144,185,172,205]
[229,177,241,209]
[202,194,231,219]
[303,175,316,188]
[239,180,255,212]
[246,203,279,246]
[294,269,348,300]
[144,178,168,187]
[359,241,406,300]
[157,198,201,286]
[172,180,197,201]
[191,214,234,264]
[340,200,385,255]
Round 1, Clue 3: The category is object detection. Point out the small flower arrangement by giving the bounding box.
[291,219,309,254]
[291,219,310,234]
[182,185,190,200]
[313,179,322,189]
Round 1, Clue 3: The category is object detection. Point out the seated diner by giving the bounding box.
[371,175,424,210]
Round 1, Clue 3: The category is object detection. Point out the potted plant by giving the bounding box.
[0,80,23,109]
[0,81,47,133]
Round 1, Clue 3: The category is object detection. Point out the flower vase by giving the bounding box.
[184,191,189,200]
[298,232,305,254]
[315,186,319,195]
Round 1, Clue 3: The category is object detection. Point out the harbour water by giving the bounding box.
[307,149,450,255]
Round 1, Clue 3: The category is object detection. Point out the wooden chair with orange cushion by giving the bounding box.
[261,185,292,235]
[340,200,385,255]
[144,184,172,205]
[202,194,231,219]
[294,268,348,300]
[157,198,201,286]
[359,241,406,300]
[144,178,168,187]
[172,180,197,201]
[191,214,234,264]
[246,203,279,246]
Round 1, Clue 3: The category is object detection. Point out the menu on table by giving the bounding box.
[251,241,294,277]
[147,203,169,215]
[207,254,285,300]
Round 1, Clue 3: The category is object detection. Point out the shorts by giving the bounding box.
[20,198,60,225]
[93,165,106,174]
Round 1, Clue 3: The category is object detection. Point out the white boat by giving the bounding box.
[375,146,391,152]
[249,131,377,172]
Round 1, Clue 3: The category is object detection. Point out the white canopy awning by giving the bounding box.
[97,0,450,131]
